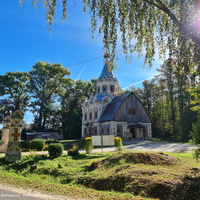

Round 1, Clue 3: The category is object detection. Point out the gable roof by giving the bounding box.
[98,92,131,122]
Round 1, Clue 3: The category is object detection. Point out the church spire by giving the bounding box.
[99,53,115,80]
[97,53,119,95]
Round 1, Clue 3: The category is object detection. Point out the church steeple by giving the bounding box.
[97,53,119,95]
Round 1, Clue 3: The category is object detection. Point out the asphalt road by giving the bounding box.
[122,140,197,153]
[0,184,79,200]
[0,188,49,200]
[90,140,197,153]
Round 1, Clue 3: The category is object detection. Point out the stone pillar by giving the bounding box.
[5,142,21,162]
[5,108,23,162]
[0,115,11,153]
[1,128,10,144]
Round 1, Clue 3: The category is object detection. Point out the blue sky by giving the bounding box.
[0,1,162,124]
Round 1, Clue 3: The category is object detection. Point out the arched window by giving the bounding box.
[103,97,110,103]
[89,113,92,120]
[95,111,98,119]
[102,85,107,93]
[15,111,20,117]
[110,85,114,93]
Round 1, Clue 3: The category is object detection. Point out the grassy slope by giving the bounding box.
[0,151,200,200]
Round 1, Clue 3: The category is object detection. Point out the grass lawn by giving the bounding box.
[150,138,191,144]
[0,150,199,200]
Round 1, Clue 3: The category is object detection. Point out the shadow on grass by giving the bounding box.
[0,154,49,171]
[71,153,108,160]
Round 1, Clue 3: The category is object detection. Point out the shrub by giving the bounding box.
[48,143,64,158]
[68,144,79,156]
[21,140,30,150]
[85,137,93,154]
[114,137,123,151]
[30,139,45,151]
[191,115,200,144]
[194,145,200,161]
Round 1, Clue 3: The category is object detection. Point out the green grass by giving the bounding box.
[0,151,200,200]
[151,138,190,144]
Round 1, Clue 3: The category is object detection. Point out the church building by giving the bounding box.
[81,54,152,140]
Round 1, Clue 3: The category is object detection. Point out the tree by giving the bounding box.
[58,79,96,139]
[19,0,200,140]
[0,99,11,122]
[0,71,30,112]
[189,82,200,144]
[20,0,200,65]
[29,61,73,131]
[158,59,177,138]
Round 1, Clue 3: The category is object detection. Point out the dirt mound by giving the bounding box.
[91,152,179,169]
[84,153,200,200]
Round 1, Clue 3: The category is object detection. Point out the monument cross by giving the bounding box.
[12,128,20,141]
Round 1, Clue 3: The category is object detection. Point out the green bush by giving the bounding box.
[114,137,123,151]
[85,137,93,154]
[191,115,200,144]
[194,145,200,161]
[48,143,64,158]
[30,139,45,151]
[21,140,30,150]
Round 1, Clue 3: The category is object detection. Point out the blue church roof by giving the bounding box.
[99,63,115,79]
[90,94,109,103]
[95,94,109,101]
[98,93,131,122]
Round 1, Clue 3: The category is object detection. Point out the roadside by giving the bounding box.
[0,183,87,200]
[0,140,197,157]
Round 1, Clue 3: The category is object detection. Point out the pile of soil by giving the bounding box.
[83,152,200,200]
[91,152,179,169]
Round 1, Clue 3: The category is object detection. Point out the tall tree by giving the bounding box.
[158,59,177,138]
[29,61,73,131]
[0,71,30,112]
[59,79,96,139]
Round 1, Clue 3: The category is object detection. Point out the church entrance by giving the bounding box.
[130,127,136,139]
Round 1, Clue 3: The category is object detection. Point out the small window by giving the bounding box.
[15,112,20,117]
[102,85,107,92]
[95,111,98,119]
[103,97,109,102]
[84,114,87,121]
[129,108,136,114]
[89,113,92,120]
[110,85,114,93]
